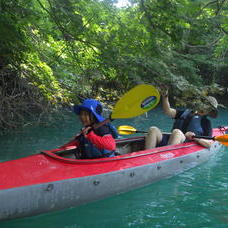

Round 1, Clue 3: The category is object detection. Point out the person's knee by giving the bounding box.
[148,126,160,135]
[172,129,184,137]
[171,129,185,143]
[146,126,162,149]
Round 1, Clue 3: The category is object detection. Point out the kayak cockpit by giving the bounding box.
[42,127,227,164]
[42,136,147,163]
[42,133,206,164]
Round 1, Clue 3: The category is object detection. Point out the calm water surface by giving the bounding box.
[1,108,228,228]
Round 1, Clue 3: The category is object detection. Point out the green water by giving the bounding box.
[1,108,228,227]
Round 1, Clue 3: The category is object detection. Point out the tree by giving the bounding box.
[0,0,227,132]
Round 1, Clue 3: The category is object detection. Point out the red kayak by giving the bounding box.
[0,127,227,221]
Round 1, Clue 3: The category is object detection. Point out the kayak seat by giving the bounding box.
[116,137,145,155]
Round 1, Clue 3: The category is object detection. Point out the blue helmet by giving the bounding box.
[73,99,105,122]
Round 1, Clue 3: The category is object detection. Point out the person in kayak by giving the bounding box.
[72,99,118,159]
[145,89,222,148]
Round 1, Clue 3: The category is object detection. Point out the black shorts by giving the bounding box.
[157,134,170,147]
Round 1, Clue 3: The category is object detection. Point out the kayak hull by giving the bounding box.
[0,128,226,221]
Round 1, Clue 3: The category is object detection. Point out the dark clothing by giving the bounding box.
[173,109,212,136]
[158,134,170,147]
[201,116,212,137]
[172,109,193,133]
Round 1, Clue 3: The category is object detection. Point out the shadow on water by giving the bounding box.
[1,107,228,227]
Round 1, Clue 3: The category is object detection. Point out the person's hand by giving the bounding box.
[81,126,92,136]
[161,89,168,98]
[159,85,169,98]
[185,131,196,140]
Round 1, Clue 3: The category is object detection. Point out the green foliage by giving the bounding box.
[0,0,227,131]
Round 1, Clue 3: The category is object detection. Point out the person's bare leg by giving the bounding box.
[145,127,163,149]
[168,129,186,145]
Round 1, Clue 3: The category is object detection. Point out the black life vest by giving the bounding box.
[172,109,212,136]
[172,109,193,133]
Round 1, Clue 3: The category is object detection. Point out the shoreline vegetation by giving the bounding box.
[0,0,227,134]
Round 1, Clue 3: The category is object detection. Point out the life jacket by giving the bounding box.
[201,116,212,137]
[172,109,203,135]
[78,136,115,159]
[185,115,203,136]
[78,124,118,159]
[108,123,119,139]
[172,109,193,133]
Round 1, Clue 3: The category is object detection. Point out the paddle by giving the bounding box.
[117,125,228,146]
[58,84,160,149]
[193,135,228,146]
[111,84,160,119]
[118,125,148,135]
[94,84,160,128]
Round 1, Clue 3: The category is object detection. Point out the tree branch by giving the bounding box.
[182,35,223,48]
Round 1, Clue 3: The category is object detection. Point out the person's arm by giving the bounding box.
[193,138,213,148]
[86,130,116,151]
[185,131,213,148]
[161,90,176,118]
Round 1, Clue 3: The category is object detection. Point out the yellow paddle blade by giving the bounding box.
[118,125,137,135]
[117,125,148,135]
[111,84,160,119]
[215,135,228,146]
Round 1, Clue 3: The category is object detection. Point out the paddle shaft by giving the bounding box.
[93,117,112,129]
[135,130,148,133]
[133,131,216,140]
[193,135,215,140]
[118,124,228,147]
[119,127,217,140]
